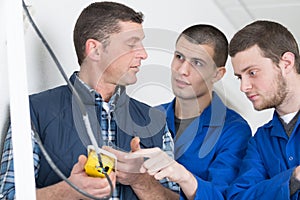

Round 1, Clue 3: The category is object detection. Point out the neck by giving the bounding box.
[96,84,116,102]
[79,64,116,102]
[175,93,212,119]
[276,74,300,115]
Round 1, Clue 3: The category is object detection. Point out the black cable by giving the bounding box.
[22,1,113,199]
[22,1,85,116]
[32,123,113,200]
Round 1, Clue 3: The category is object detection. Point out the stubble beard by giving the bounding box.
[254,72,287,111]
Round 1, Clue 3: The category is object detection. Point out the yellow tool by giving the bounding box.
[85,145,116,178]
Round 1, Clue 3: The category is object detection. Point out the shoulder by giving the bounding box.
[29,85,70,114]
[211,93,249,126]
[159,102,171,109]
[128,97,151,109]
[252,119,274,139]
[225,107,249,125]
[128,97,166,116]
[220,107,252,138]
[154,102,172,113]
[126,96,166,125]
[30,85,70,103]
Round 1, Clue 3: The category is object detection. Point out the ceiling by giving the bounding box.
[214,0,300,44]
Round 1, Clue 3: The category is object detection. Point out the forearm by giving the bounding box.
[290,166,300,196]
[36,181,79,200]
[177,170,197,200]
[131,173,179,200]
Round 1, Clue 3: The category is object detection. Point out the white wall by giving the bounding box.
[1,0,275,154]
[0,1,10,153]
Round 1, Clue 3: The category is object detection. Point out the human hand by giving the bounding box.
[102,137,145,185]
[68,155,116,199]
[127,147,198,199]
[127,147,191,183]
[130,136,141,152]
[294,165,300,181]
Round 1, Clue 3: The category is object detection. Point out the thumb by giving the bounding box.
[72,155,87,174]
[130,137,140,152]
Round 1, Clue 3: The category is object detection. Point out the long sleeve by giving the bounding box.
[190,123,251,200]
[0,126,40,200]
[164,95,252,200]
[226,137,296,200]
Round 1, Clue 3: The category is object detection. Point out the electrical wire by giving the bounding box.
[31,123,112,200]
[22,1,113,199]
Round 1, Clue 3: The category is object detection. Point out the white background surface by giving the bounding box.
[4,0,298,156]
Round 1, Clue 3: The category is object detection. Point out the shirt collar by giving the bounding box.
[70,71,124,107]
[166,92,226,127]
[268,111,300,138]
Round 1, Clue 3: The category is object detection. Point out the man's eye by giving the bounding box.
[191,60,203,67]
[249,70,257,76]
[128,44,136,48]
[175,54,184,60]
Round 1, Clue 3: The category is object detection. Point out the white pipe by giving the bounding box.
[6,0,36,199]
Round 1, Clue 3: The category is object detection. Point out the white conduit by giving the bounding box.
[6,0,36,199]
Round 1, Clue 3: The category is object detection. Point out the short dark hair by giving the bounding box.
[177,24,228,68]
[73,1,144,65]
[229,20,300,74]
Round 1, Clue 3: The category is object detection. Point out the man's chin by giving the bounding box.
[253,103,273,111]
[120,79,137,86]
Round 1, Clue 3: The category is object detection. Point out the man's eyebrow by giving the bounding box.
[175,50,207,64]
[191,57,207,64]
[234,72,241,77]
[126,35,145,42]
[174,50,183,55]
[234,65,255,76]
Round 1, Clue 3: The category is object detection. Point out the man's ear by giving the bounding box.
[85,39,102,61]
[280,51,295,74]
[212,66,226,83]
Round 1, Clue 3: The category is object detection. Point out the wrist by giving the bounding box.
[294,166,300,181]
[131,173,157,190]
[36,181,77,200]
[177,166,197,200]
[177,164,194,185]
[131,174,150,190]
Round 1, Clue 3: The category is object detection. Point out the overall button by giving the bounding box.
[288,156,294,161]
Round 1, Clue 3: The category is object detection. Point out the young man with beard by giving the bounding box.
[226,20,300,199]
[128,24,251,200]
